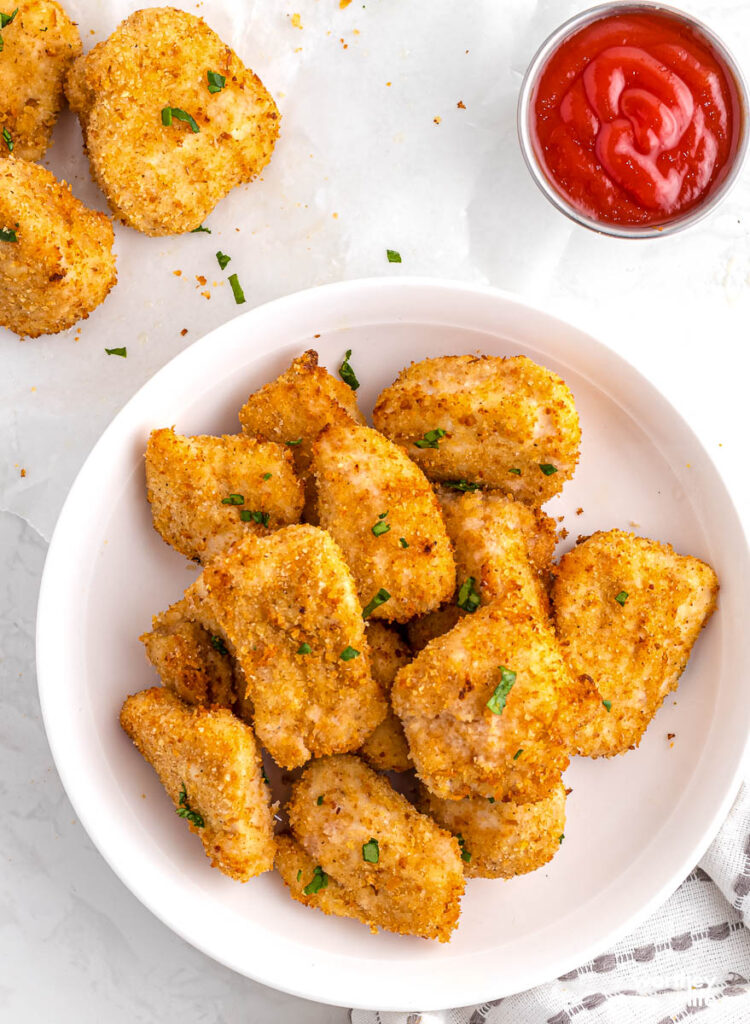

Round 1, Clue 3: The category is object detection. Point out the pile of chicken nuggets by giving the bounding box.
[121,349,719,943]
[0,4,278,336]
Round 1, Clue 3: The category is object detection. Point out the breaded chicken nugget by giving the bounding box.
[419,780,566,879]
[0,0,81,162]
[182,525,387,769]
[313,423,455,623]
[145,428,304,563]
[140,599,237,708]
[392,598,594,803]
[284,756,464,941]
[0,159,116,337]
[65,7,279,235]
[239,350,365,519]
[552,530,719,757]
[359,622,412,772]
[120,686,275,881]
[372,355,581,505]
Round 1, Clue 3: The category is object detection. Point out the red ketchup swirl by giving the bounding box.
[530,11,743,226]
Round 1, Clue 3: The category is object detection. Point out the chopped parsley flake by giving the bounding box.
[539,463,558,476]
[285,438,303,446]
[0,8,17,27]
[602,699,612,712]
[222,493,244,505]
[414,428,446,449]
[210,635,228,655]
[559,833,565,844]
[486,666,517,715]
[487,797,495,803]
[615,591,628,606]
[206,70,226,93]
[261,767,269,784]
[340,645,361,661]
[303,865,329,895]
[457,834,471,863]
[362,838,379,863]
[297,642,312,655]
[399,537,409,548]
[339,348,360,391]
[240,509,270,526]
[362,588,391,619]
[161,106,200,132]
[386,248,402,263]
[191,224,211,233]
[104,347,127,357]
[297,869,302,882]
[228,272,246,304]
[176,784,205,828]
[316,795,324,805]
[216,250,231,270]
[372,512,391,537]
[509,468,522,476]
[513,748,523,760]
[2,127,12,152]
[263,472,272,480]
[457,576,481,613]
[0,227,17,242]
[444,479,481,492]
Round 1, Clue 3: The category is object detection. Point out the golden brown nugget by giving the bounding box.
[239,350,364,518]
[66,7,279,235]
[419,780,566,879]
[552,530,719,757]
[372,355,580,505]
[0,159,116,337]
[359,622,412,773]
[145,428,304,563]
[0,0,82,162]
[120,687,275,881]
[313,423,455,623]
[286,756,464,941]
[183,525,387,769]
[392,599,593,803]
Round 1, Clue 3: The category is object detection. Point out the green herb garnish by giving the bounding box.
[240,509,270,526]
[559,833,565,844]
[104,347,127,357]
[262,472,272,480]
[222,493,244,505]
[362,838,379,863]
[0,227,17,242]
[296,869,302,882]
[216,251,231,270]
[457,834,471,863]
[444,479,481,492]
[285,438,303,447]
[303,865,329,895]
[228,272,245,304]
[362,588,391,619]
[386,249,402,263]
[399,537,409,548]
[371,512,390,537]
[339,348,360,391]
[414,428,446,449]
[316,795,324,805]
[457,576,480,613]
[2,127,12,152]
[539,463,558,476]
[211,635,228,655]
[191,224,211,233]
[615,591,628,606]
[340,646,361,661]
[487,797,495,803]
[509,468,522,476]
[176,784,205,828]
[161,106,200,132]
[0,8,17,27]
[206,70,226,93]
[602,699,612,712]
[486,666,517,715]
[297,642,312,655]
[513,748,523,760]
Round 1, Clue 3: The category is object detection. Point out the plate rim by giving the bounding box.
[36,276,750,1011]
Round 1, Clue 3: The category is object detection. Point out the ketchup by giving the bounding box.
[530,10,743,226]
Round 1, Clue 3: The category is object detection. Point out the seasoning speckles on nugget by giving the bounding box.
[183,524,387,769]
[120,687,275,881]
[313,422,455,622]
[145,428,304,563]
[372,354,580,505]
[552,529,719,757]
[282,756,464,941]
[65,7,279,235]
[0,0,82,162]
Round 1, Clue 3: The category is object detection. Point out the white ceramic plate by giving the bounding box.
[37,279,750,1011]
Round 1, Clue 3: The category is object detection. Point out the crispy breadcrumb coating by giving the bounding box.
[120,687,275,881]
[313,423,455,622]
[0,0,82,162]
[182,525,387,769]
[419,780,566,878]
[283,756,464,941]
[0,159,116,337]
[392,598,594,802]
[145,427,304,563]
[372,355,580,505]
[239,350,364,519]
[65,7,279,235]
[359,622,412,772]
[275,835,367,921]
[552,530,719,757]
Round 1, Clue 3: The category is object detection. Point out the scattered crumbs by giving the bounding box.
[457,100,466,109]
[686,462,691,468]
[667,732,675,740]
[141,793,146,799]
[556,515,564,523]
[313,333,321,338]
[30,386,36,393]
[290,12,302,28]
[339,0,352,6]
[565,787,573,796]
[173,269,182,276]
[180,328,188,336]
[465,49,469,54]
[332,212,339,219]
[201,291,211,300]
[196,275,207,286]
[89,28,95,34]
[340,37,348,48]
[433,115,441,125]
[386,81,391,87]
[19,467,26,478]
[294,46,302,52]
[353,28,360,35]
[560,527,569,540]
[576,507,583,516]
[629,521,641,529]
[718,442,723,447]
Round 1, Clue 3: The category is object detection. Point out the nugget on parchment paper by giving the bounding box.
[182,525,387,769]
[120,687,275,881]
[283,755,464,941]
[359,622,412,773]
[66,7,279,235]
[552,530,719,757]
[0,159,115,337]
[313,422,455,622]
[145,428,304,563]
[372,355,580,505]
[419,779,566,878]
[0,0,82,162]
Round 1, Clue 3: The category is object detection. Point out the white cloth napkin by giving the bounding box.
[351,783,750,1024]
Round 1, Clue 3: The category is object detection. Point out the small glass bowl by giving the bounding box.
[516,1,749,238]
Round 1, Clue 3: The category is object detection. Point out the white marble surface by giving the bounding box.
[2,0,750,1020]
